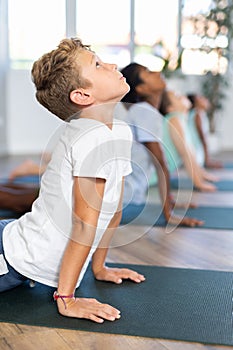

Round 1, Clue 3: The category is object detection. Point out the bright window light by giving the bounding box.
[8,0,66,68]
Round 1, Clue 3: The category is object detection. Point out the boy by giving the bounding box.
[0,38,145,323]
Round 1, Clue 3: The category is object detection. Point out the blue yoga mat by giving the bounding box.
[224,162,233,169]
[0,175,40,185]
[170,177,233,191]
[0,210,20,219]
[0,175,40,218]
[1,263,233,346]
[121,203,233,230]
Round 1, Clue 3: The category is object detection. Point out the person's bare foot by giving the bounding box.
[9,160,40,181]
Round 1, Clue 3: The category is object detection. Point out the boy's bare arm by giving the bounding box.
[92,179,145,284]
[56,177,121,323]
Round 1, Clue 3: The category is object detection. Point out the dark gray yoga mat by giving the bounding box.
[1,263,233,346]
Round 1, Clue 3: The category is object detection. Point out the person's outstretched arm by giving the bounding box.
[195,111,209,164]
[195,112,222,169]
[144,141,204,227]
[144,141,172,219]
[91,179,145,284]
[56,177,121,323]
[168,116,216,192]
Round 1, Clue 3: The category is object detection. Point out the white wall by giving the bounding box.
[216,80,233,150]
[0,0,8,155]
[6,70,63,155]
[4,69,233,155]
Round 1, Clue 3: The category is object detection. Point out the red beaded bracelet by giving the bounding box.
[53,291,75,309]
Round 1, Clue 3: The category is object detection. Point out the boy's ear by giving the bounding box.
[70,88,94,106]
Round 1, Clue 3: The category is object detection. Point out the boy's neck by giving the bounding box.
[79,103,116,129]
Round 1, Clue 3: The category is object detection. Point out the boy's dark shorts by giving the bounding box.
[0,219,27,292]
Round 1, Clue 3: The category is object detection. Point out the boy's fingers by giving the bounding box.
[90,303,121,322]
[129,274,145,282]
[94,308,121,322]
[74,299,121,323]
[101,303,121,317]
[89,314,104,323]
[117,269,145,282]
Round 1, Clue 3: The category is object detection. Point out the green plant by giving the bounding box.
[199,0,233,131]
[201,71,230,132]
[150,1,233,133]
[160,0,233,132]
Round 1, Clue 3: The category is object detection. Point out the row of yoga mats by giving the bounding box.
[0,174,233,230]
[1,165,233,346]
[1,263,233,346]
[1,204,233,230]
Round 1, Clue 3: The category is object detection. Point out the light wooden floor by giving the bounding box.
[0,152,233,350]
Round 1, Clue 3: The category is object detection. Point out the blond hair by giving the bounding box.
[31,38,91,121]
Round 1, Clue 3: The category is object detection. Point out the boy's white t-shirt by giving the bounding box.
[3,118,132,288]
[121,102,163,205]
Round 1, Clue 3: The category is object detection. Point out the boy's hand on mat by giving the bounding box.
[94,266,145,284]
[169,214,204,227]
[57,297,121,323]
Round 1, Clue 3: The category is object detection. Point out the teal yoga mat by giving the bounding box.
[121,204,233,230]
[170,177,233,191]
[1,263,233,346]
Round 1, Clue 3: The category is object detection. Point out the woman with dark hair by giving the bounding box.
[119,63,203,227]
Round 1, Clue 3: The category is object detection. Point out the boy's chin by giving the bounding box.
[121,85,130,98]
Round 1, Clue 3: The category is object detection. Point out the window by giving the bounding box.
[76,0,131,69]
[8,0,66,69]
[134,0,179,71]
[180,0,229,74]
[7,0,181,72]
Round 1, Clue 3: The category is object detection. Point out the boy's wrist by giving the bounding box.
[92,263,106,276]
[54,291,76,310]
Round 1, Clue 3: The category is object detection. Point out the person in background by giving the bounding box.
[119,63,203,227]
[187,94,223,169]
[159,89,217,192]
[0,157,49,215]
